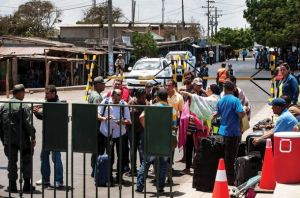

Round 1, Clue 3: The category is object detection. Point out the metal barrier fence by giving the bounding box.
[0,101,173,198]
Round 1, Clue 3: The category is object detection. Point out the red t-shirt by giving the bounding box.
[106,87,130,102]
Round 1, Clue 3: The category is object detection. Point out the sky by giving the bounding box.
[0,0,249,33]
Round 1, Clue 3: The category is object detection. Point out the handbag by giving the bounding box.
[240,115,250,133]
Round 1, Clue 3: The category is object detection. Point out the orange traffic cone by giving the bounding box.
[259,138,276,190]
[212,158,229,198]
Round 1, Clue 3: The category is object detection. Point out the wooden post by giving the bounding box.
[6,59,10,98]
[97,55,101,76]
[82,61,85,85]
[70,62,74,86]
[45,61,51,87]
[12,57,18,85]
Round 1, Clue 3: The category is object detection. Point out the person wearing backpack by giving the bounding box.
[98,89,132,183]
[88,76,106,178]
[105,79,131,173]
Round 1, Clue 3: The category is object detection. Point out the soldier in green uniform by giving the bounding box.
[88,76,105,104]
[0,84,36,193]
[88,76,106,177]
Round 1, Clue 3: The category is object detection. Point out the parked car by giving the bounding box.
[126,57,172,89]
[165,51,196,81]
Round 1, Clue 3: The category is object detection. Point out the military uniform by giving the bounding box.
[0,97,36,184]
[88,90,103,104]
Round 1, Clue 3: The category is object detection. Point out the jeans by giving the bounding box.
[136,156,168,191]
[40,150,63,183]
[128,130,144,171]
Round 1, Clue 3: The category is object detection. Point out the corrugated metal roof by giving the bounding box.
[19,55,85,62]
[0,46,45,56]
[48,47,107,55]
[0,35,74,47]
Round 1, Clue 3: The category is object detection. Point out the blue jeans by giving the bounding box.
[136,156,168,191]
[40,150,63,183]
[128,130,144,171]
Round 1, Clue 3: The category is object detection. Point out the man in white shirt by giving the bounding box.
[208,49,215,65]
[98,89,132,182]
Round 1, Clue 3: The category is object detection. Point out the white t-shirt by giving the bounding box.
[98,98,131,138]
[208,50,214,58]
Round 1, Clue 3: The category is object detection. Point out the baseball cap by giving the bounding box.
[268,98,286,106]
[13,84,25,93]
[93,76,105,84]
[192,77,203,86]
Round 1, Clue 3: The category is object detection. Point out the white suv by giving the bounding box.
[126,57,173,88]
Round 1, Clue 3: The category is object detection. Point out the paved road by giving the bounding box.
[0,58,274,197]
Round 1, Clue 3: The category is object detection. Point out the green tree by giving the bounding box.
[0,15,13,36]
[212,28,254,49]
[12,0,61,37]
[77,3,123,24]
[244,0,300,46]
[132,32,158,59]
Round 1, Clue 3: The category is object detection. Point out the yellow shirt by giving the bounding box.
[168,91,184,118]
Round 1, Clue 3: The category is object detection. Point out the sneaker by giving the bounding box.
[125,170,137,177]
[158,189,164,193]
[36,179,50,186]
[50,182,63,188]
[135,188,143,193]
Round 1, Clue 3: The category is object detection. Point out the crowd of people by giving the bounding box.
[1,59,300,194]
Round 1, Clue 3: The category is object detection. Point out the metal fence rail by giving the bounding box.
[0,101,174,198]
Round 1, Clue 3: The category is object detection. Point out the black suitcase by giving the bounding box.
[193,136,224,192]
[246,131,263,152]
[246,131,266,158]
[234,151,262,186]
[237,141,247,157]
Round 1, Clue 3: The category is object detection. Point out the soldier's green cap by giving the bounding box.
[13,84,25,93]
[94,76,105,84]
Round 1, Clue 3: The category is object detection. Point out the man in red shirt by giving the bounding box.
[106,79,131,102]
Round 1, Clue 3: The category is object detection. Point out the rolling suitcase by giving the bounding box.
[246,131,266,158]
[234,151,262,186]
[94,154,110,187]
[246,131,263,152]
[193,136,224,192]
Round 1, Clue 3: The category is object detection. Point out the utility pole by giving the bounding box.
[210,17,214,37]
[132,0,136,26]
[107,0,114,75]
[214,7,222,35]
[181,0,185,39]
[202,0,215,38]
[162,0,165,24]
[93,0,96,8]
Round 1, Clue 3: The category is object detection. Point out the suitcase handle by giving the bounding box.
[280,139,292,153]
